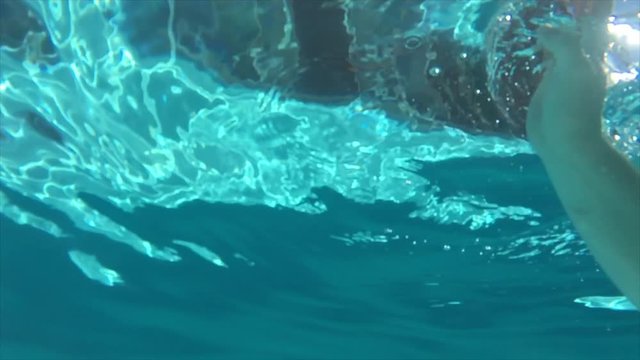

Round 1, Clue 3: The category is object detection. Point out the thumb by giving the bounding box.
[536,25,583,64]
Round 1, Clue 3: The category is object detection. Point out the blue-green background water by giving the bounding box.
[1,0,640,358]
[2,155,639,359]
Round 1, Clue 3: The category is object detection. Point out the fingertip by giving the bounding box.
[535,24,581,55]
[537,25,565,43]
[537,24,555,36]
[536,25,557,47]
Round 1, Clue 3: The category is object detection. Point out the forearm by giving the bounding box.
[537,130,640,308]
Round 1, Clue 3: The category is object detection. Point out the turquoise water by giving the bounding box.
[1,0,640,359]
[2,157,639,359]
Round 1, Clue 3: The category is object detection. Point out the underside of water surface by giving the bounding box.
[0,0,639,359]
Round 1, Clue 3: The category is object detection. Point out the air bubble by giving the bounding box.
[404,35,423,50]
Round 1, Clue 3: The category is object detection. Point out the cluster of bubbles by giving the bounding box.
[484,0,570,134]
[483,0,639,157]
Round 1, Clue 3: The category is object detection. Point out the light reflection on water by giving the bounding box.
[0,1,638,357]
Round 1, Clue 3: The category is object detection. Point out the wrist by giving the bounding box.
[533,130,610,165]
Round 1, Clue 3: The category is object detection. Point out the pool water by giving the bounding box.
[1,1,639,359]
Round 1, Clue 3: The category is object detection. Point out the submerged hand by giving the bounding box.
[525,7,640,309]
[526,24,607,156]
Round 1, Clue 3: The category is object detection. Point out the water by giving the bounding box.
[2,165,639,359]
[1,0,639,359]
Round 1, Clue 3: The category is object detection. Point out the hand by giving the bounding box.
[559,0,613,18]
[526,24,608,157]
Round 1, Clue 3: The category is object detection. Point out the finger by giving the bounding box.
[536,25,583,64]
[584,0,614,19]
[576,13,612,62]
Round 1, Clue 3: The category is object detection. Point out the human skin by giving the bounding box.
[526,1,640,308]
